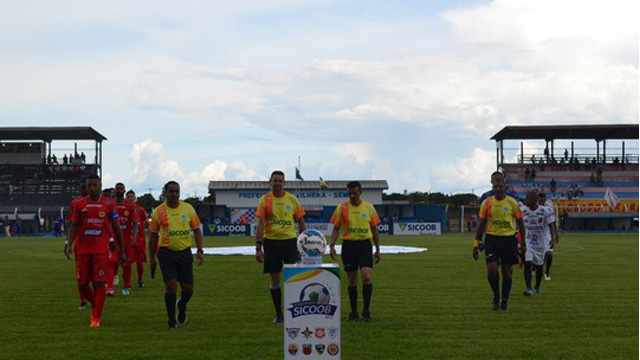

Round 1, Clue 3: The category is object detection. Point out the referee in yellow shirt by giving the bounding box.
[255,170,306,323]
[473,177,526,311]
[149,181,204,328]
[329,181,381,322]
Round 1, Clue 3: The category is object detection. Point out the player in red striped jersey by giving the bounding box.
[114,183,138,295]
[65,175,126,327]
[127,190,148,288]
[66,181,88,309]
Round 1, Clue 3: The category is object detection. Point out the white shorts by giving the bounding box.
[525,245,547,266]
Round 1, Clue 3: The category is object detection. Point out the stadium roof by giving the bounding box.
[0,127,107,142]
[209,180,389,191]
[491,124,639,142]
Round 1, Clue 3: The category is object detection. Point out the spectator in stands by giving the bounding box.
[14,215,20,234]
[63,154,68,165]
[550,178,557,195]
[613,157,620,169]
[575,184,584,198]
[525,168,531,182]
[538,157,545,171]
[589,172,595,186]
[596,165,603,187]
[530,154,536,164]
[54,216,63,237]
[52,154,58,165]
[564,149,568,161]
[530,168,536,182]
[1,216,9,237]
[80,152,86,163]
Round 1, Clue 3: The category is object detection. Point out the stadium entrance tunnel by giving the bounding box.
[194,245,427,256]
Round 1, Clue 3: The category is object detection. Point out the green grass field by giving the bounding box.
[0,233,637,360]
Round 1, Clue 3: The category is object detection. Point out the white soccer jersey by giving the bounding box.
[521,205,554,248]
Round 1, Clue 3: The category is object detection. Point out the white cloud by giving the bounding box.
[434,148,496,193]
[331,142,373,165]
[126,139,260,197]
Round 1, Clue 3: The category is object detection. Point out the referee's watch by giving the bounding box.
[256,241,263,251]
[196,249,204,254]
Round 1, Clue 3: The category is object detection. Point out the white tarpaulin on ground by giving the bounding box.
[196,245,427,256]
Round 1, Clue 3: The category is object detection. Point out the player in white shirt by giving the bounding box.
[539,193,559,280]
[521,191,556,296]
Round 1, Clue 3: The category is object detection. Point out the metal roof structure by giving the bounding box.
[491,124,639,142]
[209,180,389,191]
[0,127,107,142]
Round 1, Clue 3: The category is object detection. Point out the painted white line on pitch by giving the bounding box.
[195,245,427,256]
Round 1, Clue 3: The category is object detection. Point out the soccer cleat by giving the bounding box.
[113,276,119,285]
[499,303,509,311]
[106,289,115,297]
[534,287,541,295]
[272,314,284,323]
[137,282,144,288]
[523,288,534,297]
[122,288,130,296]
[167,321,178,329]
[544,273,551,281]
[79,302,87,310]
[90,314,101,328]
[346,313,359,321]
[361,313,372,323]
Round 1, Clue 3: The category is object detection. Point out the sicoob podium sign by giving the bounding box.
[284,229,341,359]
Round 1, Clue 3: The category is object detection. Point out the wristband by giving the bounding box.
[256,241,263,251]
[196,249,204,254]
[64,240,69,245]
[473,239,480,247]
[329,243,336,248]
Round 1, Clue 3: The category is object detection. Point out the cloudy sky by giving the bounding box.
[1,0,638,197]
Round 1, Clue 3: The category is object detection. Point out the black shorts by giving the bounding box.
[263,238,299,274]
[158,247,194,284]
[341,240,373,272]
[484,234,518,265]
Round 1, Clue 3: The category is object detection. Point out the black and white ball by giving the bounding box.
[297,229,327,257]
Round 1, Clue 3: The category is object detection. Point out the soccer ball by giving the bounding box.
[297,229,326,257]
[299,283,331,304]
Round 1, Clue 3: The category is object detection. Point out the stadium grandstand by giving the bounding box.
[491,124,639,231]
[0,127,106,235]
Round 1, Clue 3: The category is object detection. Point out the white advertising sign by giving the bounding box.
[284,264,341,359]
[393,222,441,235]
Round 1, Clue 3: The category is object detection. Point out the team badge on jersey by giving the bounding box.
[286,205,292,211]
[99,211,106,218]
[362,213,367,219]
[503,207,509,213]
[182,215,188,221]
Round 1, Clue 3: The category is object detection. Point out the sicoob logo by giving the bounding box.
[287,283,338,319]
